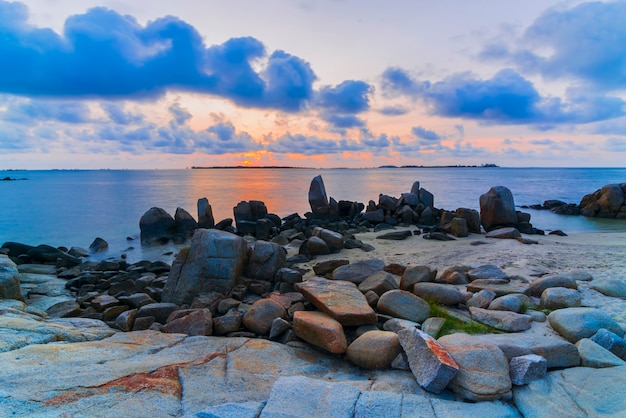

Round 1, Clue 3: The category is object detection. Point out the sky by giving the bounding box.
[0,0,625,169]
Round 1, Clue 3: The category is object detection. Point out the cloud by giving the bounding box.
[482,2,626,91]
[207,122,236,141]
[381,67,429,98]
[605,138,626,152]
[317,80,373,114]
[529,139,556,146]
[0,2,317,112]
[381,67,625,125]
[1,99,91,123]
[267,133,365,155]
[169,103,192,125]
[378,105,410,116]
[360,129,392,148]
[101,103,144,125]
[412,126,442,141]
[323,114,365,129]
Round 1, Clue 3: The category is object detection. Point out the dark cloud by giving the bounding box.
[101,103,144,125]
[1,99,91,123]
[267,133,365,155]
[317,80,373,114]
[529,139,556,146]
[0,2,317,112]
[381,67,429,98]
[323,114,365,129]
[381,67,625,125]
[378,105,410,116]
[169,103,192,125]
[412,126,442,141]
[359,129,392,148]
[207,122,236,141]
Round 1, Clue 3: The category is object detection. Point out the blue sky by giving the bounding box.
[0,0,625,168]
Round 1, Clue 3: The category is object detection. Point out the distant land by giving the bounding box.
[190,164,500,169]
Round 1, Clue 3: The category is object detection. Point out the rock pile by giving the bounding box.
[480,186,542,234]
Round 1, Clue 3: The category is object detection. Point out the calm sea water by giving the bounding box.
[1,167,625,262]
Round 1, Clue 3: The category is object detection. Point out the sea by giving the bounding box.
[1,167,625,263]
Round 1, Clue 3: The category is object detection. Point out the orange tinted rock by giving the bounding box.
[293,311,347,354]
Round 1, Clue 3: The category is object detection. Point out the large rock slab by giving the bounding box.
[466,279,529,297]
[576,338,626,368]
[346,330,401,369]
[438,333,512,401]
[162,229,248,305]
[527,274,578,297]
[590,278,626,298]
[548,307,624,343]
[579,183,626,218]
[469,307,532,332]
[332,259,386,284]
[377,290,431,324]
[0,255,24,302]
[292,311,347,354]
[472,333,580,369]
[295,277,377,326]
[398,327,458,393]
[358,271,398,296]
[242,299,286,336]
[514,366,626,417]
[413,282,465,306]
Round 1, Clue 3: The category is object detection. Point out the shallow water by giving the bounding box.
[1,167,625,262]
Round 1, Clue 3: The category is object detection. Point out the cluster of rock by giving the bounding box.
[479,186,543,235]
[527,182,626,219]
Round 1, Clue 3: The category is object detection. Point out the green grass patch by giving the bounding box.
[426,300,501,338]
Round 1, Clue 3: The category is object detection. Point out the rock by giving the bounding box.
[514,366,626,417]
[247,241,286,281]
[438,333,512,401]
[467,289,497,308]
[68,246,90,258]
[480,186,518,232]
[308,175,330,218]
[139,207,176,245]
[455,208,481,234]
[590,329,626,360]
[580,183,626,218]
[122,293,156,309]
[346,330,401,369]
[357,271,398,296]
[331,259,386,284]
[261,376,360,417]
[468,264,507,281]
[195,401,265,418]
[576,338,626,368]
[27,245,81,267]
[162,229,248,305]
[376,230,412,240]
[485,227,521,239]
[162,308,212,336]
[0,242,35,258]
[311,227,345,252]
[136,303,178,325]
[242,299,286,335]
[46,301,82,318]
[437,266,468,285]
[0,255,24,301]
[213,311,243,336]
[449,218,469,237]
[312,259,349,276]
[548,308,624,343]
[397,327,458,393]
[590,278,626,298]
[292,311,347,354]
[509,354,547,385]
[88,237,108,253]
[295,277,377,326]
[197,197,215,228]
[540,287,581,309]
[469,307,532,332]
[473,333,580,369]
[527,274,578,297]
[174,207,198,238]
[377,290,431,323]
[466,279,529,297]
[269,317,291,341]
[488,294,533,313]
[114,309,137,332]
[400,265,434,291]
[421,317,446,338]
[382,318,420,333]
[412,283,465,306]
[274,268,303,285]
[90,295,119,312]
[362,208,385,224]
[418,188,434,209]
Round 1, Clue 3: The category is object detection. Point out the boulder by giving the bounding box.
[488,294,533,313]
[469,307,532,332]
[304,236,330,255]
[590,329,626,360]
[580,183,626,218]
[295,277,377,326]
[246,241,286,281]
[174,207,198,238]
[27,245,81,266]
[437,266,468,285]
[162,308,212,336]
[332,259,386,284]
[467,289,497,309]
[213,311,243,336]
[485,227,521,239]
[400,265,434,290]
[527,274,578,297]
[162,229,248,305]
[292,311,347,354]
[468,264,507,281]
[397,327,459,393]
[139,207,176,245]
[243,299,286,335]
[313,259,349,277]
[412,283,465,306]
[308,175,330,218]
[575,338,626,368]
[311,227,345,252]
[509,354,547,386]
[590,279,626,298]
[357,271,398,296]
[480,186,518,232]
[466,279,529,297]
[449,218,469,237]
[197,197,215,228]
[88,237,108,253]
[548,308,624,343]
[0,255,24,301]
[377,290,431,323]
[346,330,401,369]
[540,287,581,309]
[438,333,512,401]
[136,303,178,325]
[455,208,481,234]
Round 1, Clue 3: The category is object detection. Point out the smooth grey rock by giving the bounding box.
[485,227,521,239]
[590,279,626,298]
[377,290,431,324]
[0,255,24,301]
[469,307,532,332]
[382,318,420,333]
[473,333,580,369]
[466,279,529,297]
[398,328,458,393]
[354,391,402,418]
[197,197,215,229]
[590,328,626,360]
[509,354,547,385]
[540,287,581,309]
[412,282,465,306]
[466,289,497,308]
[139,207,176,244]
[308,175,330,218]
[548,307,624,343]
[312,227,346,252]
[480,186,518,232]
[260,376,360,418]
[576,338,626,368]
[358,271,398,296]
[162,229,248,305]
[347,330,401,369]
[175,207,198,238]
[400,265,434,291]
[527,274,578,297]
[429,397,520,418]
[468,264,507,281]
[332,259,386,284]
[488,294,533,313]
[438,333,512,401]
[246,241,286,281]
[514,366,626,417]
[243,299,286,336]
[421,317,446,338]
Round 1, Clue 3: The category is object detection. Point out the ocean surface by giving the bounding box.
[1,167,625,262]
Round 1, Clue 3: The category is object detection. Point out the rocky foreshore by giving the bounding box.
[1,177,626,417]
